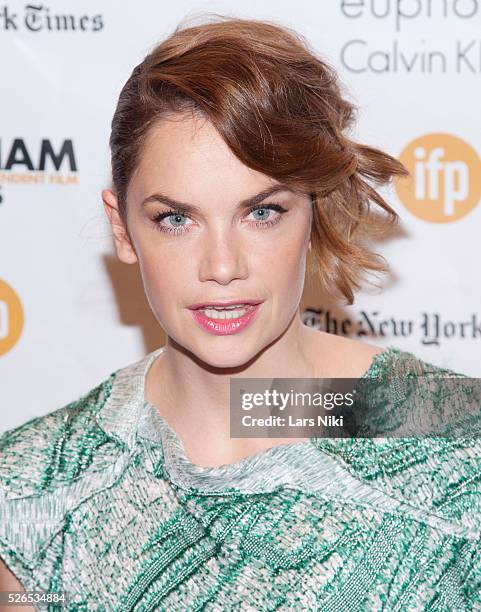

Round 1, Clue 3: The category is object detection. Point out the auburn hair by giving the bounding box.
[109,14,408,305]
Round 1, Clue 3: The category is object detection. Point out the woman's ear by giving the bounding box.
[102,189,138,264]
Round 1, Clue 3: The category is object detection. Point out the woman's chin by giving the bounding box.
[193,340,262,370]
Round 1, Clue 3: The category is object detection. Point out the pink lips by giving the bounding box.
[190,303,262,335]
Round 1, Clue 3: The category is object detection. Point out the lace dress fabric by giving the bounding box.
[0,345,480,611]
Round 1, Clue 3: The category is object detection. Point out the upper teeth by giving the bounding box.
[201,305,249,319]
[206,304,246,310]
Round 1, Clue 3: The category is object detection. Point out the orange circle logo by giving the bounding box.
[395,133,481,223]
[0,279,24,356]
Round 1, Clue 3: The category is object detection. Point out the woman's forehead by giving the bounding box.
[130,116,278,205]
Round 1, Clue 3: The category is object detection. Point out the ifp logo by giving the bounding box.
[0,279,24,356]
[395,134,481,223]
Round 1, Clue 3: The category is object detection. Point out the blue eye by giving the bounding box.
[250,208,273,221]
[247,204,288,228]
[166,213,187,227]
[151,210,193,235]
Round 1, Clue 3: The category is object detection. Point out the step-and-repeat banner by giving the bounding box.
[1,1,480,432]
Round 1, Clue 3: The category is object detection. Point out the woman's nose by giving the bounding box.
[197,230,249,285]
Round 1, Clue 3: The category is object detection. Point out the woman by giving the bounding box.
[1,16,480,611]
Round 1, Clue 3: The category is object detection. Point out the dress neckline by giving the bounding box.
[131,344,401,493]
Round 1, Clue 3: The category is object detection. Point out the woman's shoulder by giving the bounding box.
[316,332,465,379]
[360,344,478,435]
[308,332,462,380]
[0,370,118,501]
[0,368,128,589]
[313,343,481,538]
[366,344,467,379]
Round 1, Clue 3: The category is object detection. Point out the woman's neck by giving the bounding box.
[143,317,382,467]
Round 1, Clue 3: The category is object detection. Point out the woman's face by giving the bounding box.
[104,113,312,367]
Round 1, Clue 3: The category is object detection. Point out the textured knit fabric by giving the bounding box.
[1,345,480,611]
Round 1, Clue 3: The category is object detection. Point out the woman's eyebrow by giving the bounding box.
[140,184,295,214]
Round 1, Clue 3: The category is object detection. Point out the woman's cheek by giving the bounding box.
[272,237,308,283]
[136,254,177,317]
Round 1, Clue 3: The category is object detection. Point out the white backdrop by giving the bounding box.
[1,0,480,433]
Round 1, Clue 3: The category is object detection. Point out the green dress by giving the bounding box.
[0,345,480,611]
